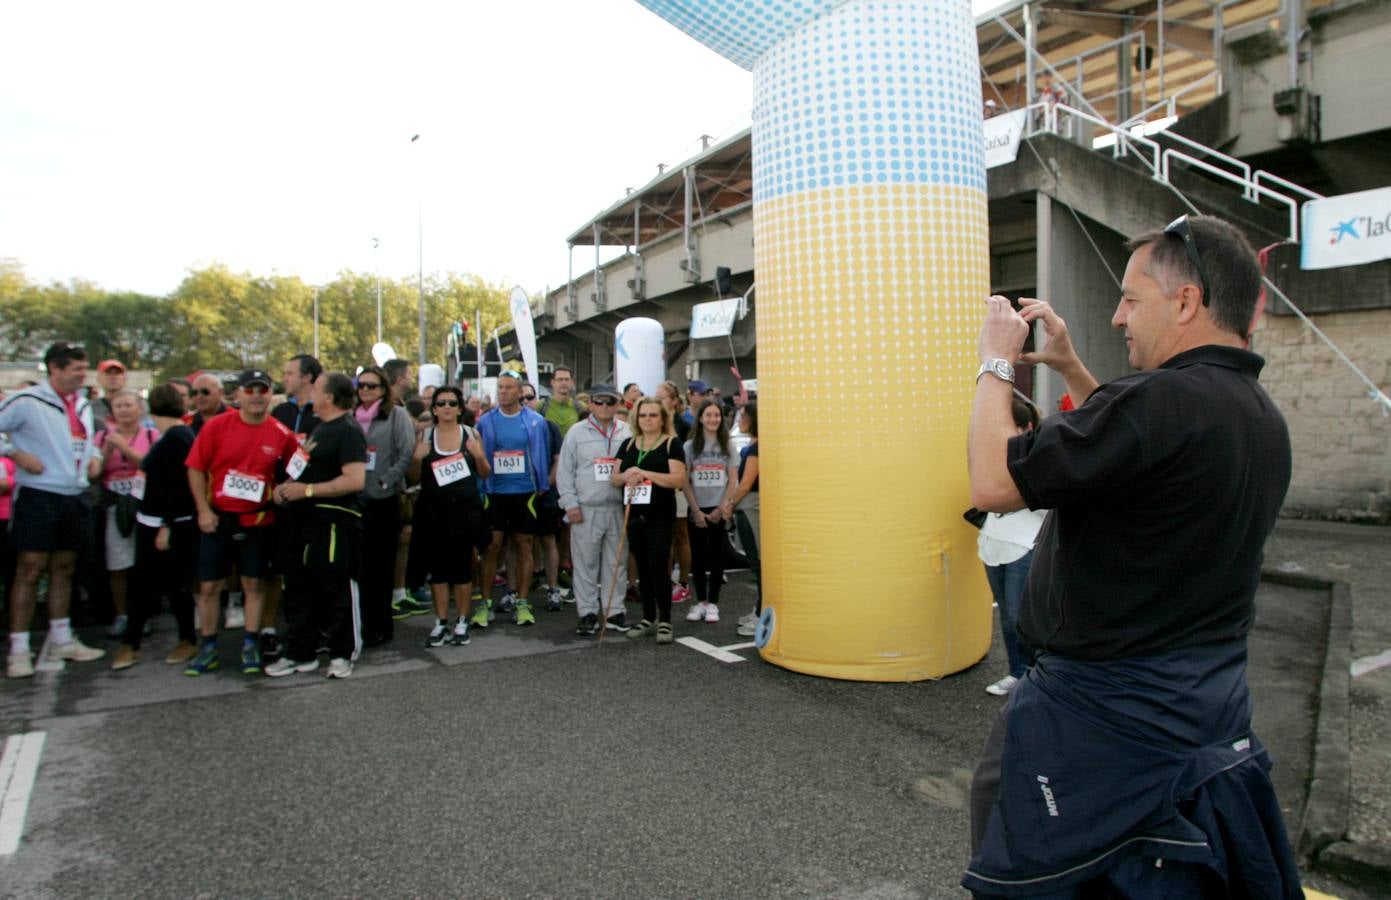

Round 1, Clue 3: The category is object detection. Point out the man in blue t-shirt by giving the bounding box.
[472,372,552,628]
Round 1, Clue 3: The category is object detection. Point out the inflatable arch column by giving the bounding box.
[638,0,993,681]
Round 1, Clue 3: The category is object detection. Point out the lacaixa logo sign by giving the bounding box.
[1302,186,1391,270]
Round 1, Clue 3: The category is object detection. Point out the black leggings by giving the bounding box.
[126,522,196,650]
[689,507,727,606]
[359,495,401,640]
[628,512,675,624]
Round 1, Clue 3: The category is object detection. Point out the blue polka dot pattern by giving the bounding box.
[752,1,985,200]
[637,0,837,71]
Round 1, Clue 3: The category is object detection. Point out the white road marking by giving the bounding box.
[1351,649,1391,678]
[719,642,757,652]
[0,731,47,855]
[676,637,747,663]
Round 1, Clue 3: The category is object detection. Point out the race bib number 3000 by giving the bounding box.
[221,470,266,503]
[494,451,526,476]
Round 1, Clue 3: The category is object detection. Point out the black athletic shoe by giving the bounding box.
[259,632,282,662]
[425,622,449,648]
[605,613,631,633]
[576,614,599,636]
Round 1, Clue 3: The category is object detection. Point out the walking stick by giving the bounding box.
[597,498,633,643]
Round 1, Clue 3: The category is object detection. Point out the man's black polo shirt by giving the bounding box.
[272,398,320,442]
[1007,345,1291,661]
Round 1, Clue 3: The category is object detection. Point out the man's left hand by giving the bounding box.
[979,295,1030,364]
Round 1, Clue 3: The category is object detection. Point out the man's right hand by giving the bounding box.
[197,509,218,534]
[12,451,43,475]
[1017,298,1081,372]
[565,507,583,524]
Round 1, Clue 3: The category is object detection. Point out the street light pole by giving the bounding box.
[372,236,382,344]
[412,133,425,366]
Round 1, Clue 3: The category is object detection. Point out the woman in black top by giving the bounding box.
[655,380,693,604]
[611,397,687,644]
[406,386,491,648]
[112,384,199,670]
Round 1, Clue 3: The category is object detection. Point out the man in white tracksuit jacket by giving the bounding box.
[556,384,631,636]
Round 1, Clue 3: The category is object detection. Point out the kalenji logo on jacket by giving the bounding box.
[1036,775,1060,818]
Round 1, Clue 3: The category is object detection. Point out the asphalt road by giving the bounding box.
[0,575,1370,898]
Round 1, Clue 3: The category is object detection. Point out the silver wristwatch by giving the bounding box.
[975,358,1016,384]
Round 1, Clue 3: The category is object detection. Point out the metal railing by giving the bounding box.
[1032,102,1318,242]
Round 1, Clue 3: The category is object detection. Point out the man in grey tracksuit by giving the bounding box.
[556,384,631,635]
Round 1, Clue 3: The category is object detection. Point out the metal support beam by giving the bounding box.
[1286,0,1301,89]
[592,224,606,311]
[1034,192,1057,415]
[682,165,700,284]
[566,244,576,321]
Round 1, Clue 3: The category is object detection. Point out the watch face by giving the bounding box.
[992,360,1014,381]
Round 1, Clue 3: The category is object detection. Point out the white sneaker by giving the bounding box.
[50,638,105,663]
[7,653,34,679]
[704,604,720,623]
[107,614,129,638]
[224,602,245,630]
[738,610,758,627]
[326,658,353,679]
[685,602,708,623]
[985,675,1019,697]
[736,621,757,638]
[264,657,318,678]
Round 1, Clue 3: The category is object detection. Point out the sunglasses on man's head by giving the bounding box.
[1163,215,1212,307]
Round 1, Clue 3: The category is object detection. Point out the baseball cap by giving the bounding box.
[98,359,125,373]
[238,369,273,389]
[687,380,711,394]
[589,383,621,400]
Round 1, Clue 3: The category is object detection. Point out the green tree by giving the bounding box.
[69,292,173,370]
[0,260,79,360]
[164,265,313,376]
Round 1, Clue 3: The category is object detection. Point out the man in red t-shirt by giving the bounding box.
[184,369,299,676]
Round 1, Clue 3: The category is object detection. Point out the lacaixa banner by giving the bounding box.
[1301,186,1391,270]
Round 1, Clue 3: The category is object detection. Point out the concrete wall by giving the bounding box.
[1227,0,1391,157]
[554,206,755,323]
[1037,197,1133,410]
[1253,307,1391,522]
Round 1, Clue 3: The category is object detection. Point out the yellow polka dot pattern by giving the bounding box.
[753,181,995,681]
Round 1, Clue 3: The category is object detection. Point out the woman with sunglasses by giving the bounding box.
[352,365,415,648]
[407,386,491,647]
[611,397,686,643]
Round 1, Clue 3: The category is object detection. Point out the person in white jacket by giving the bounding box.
[976,395,1045,697]
[556,384,632,636]
[0,342,107,677]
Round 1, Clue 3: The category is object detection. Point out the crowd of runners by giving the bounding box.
[0,350,764,680]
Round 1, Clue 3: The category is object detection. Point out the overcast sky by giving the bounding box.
[1,0,1003,298]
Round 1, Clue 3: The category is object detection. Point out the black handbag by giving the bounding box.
[962,507,988,529]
